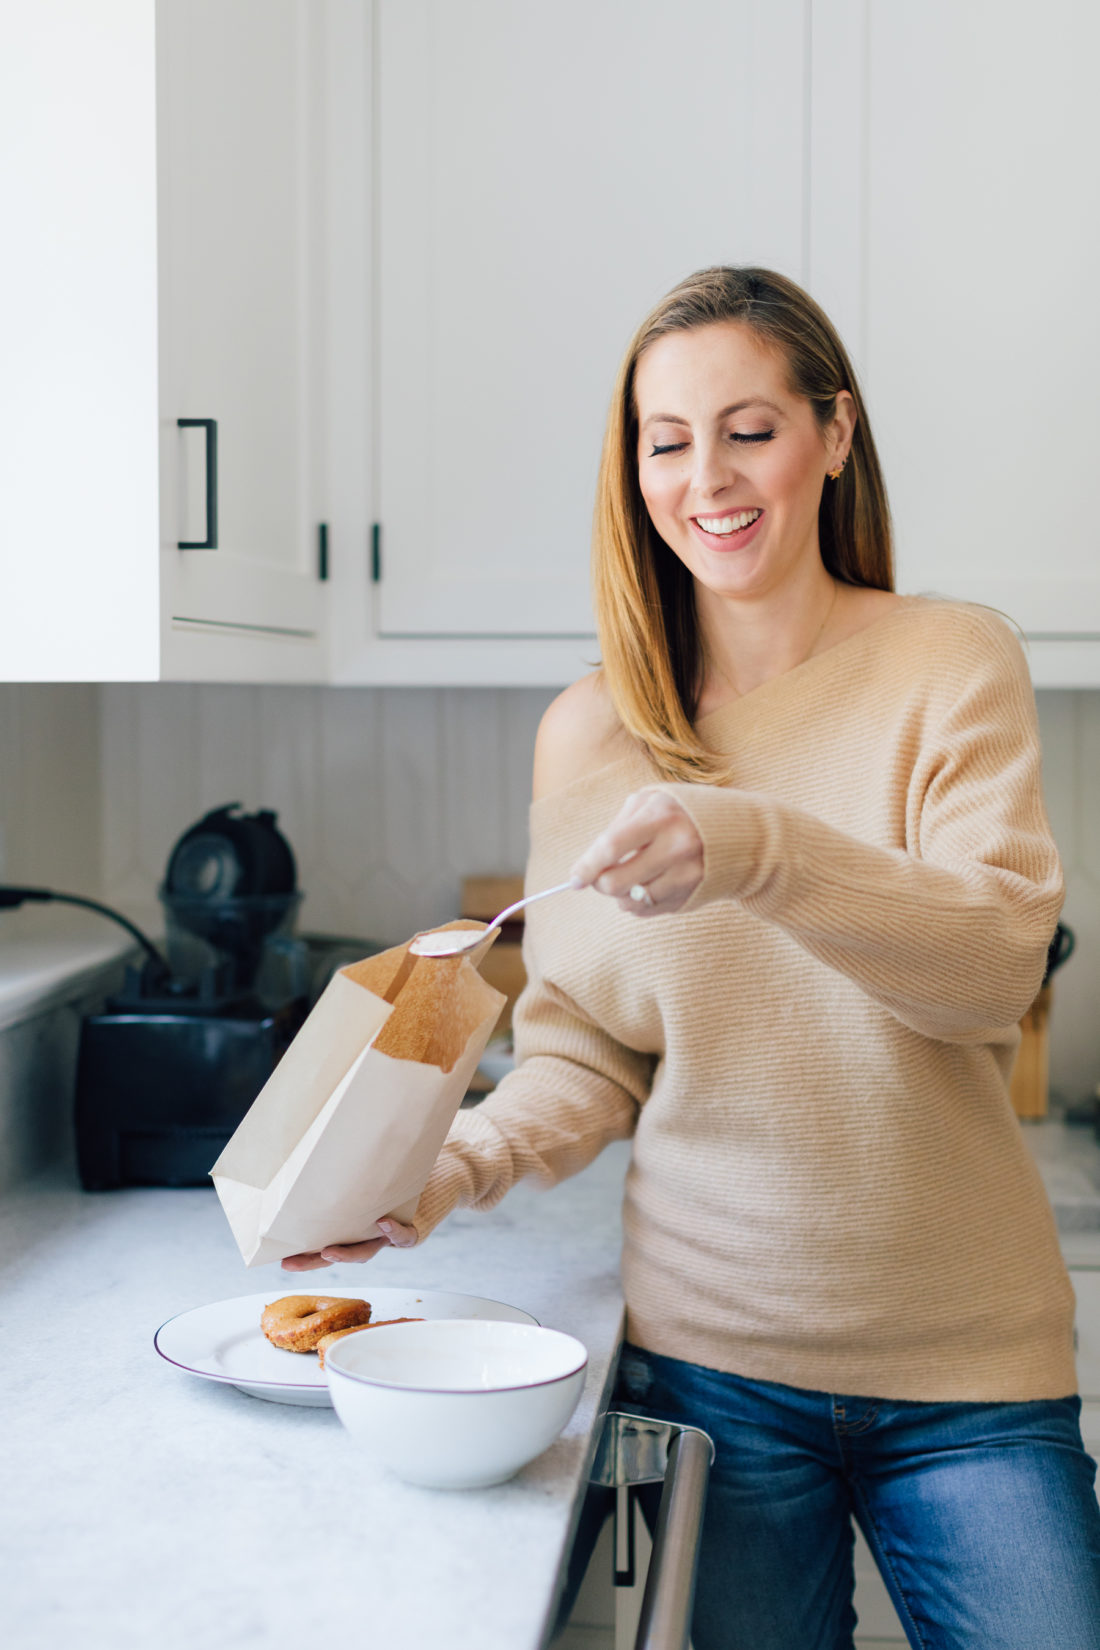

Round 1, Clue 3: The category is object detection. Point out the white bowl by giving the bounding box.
[324,1318,588,1489]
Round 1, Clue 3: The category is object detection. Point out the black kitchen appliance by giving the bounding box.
[0,805,312,1190]
[77,803,313,1188]
[74,804,311,1188]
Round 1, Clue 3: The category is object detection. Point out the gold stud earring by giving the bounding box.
[827,459,847,481]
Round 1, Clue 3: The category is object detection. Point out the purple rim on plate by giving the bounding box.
[152,1291,541,1390]
[153,1333,323,1389]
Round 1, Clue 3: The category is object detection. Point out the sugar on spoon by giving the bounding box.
[409,880,580,957]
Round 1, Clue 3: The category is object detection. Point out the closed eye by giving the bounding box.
[649,430,775,458]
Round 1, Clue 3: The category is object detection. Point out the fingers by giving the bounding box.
[568,791,651,889]
[569,811,653,891]
[280,1251,339,1271]
[569,790,703,915]
[279,1217,419,1272]
[318,1238,390,1264]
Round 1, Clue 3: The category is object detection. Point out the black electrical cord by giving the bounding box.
[0,886,171,980]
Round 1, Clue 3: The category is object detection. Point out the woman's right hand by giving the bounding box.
[280,1216,419,1272]
[569,788,704,915]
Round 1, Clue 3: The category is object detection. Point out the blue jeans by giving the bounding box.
[614,1343,1100,1650]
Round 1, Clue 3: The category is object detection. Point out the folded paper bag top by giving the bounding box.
[210,922,506,1267]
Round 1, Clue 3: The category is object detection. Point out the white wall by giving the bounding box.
[0,680,1097,1106]
[95,682,554,945]
[0,684,101,891]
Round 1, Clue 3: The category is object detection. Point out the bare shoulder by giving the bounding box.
[532,671,632,801]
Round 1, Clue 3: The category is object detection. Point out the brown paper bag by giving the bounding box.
[210,924,505,1267]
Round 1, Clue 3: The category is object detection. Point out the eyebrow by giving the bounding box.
[640,398,784,430]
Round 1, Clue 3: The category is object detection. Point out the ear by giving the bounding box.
[826,390,858,470]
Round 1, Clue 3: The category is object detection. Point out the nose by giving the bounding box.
[690,433,738,499]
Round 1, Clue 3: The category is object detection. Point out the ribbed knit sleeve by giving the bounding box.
[411,968,650,1241]
[660,610,1063,1042]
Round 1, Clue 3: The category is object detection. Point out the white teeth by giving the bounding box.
[697,509,761,535]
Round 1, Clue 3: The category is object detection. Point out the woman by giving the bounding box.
[286,267,1100,1648]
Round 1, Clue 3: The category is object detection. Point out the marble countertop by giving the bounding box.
[6,1116,1100,1650]
[0,905,135,1029]
[0,1140,631,1650]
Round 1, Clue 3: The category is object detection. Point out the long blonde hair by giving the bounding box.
[592,266,894,782]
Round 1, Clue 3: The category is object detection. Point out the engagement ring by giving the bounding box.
[629,883,654,907]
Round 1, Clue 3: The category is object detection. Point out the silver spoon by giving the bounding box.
[409,880,577,957]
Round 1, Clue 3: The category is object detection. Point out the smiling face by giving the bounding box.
[633,321,854,606]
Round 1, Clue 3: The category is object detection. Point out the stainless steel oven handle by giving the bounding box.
[589,1411,714,1650]
[634,1425,712,1650]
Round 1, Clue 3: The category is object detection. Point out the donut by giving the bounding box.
[260,1295,371,1353]
[317,1318,425,1369]
[315,1324,370,1368]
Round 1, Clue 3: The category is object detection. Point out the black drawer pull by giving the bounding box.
[177,418,218,549]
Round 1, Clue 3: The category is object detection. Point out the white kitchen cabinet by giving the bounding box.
[812,0,1100,685]
[374,0,805,641]
[9,3,1100,689]
[329,0,809,686]
[2,0,330,684]
[338,0,1100,687]
[1079,1400,1100,1456]
[156,0,327,682]
[1071,1267,1100,1400]
[1074,1270,1100,1635]
[1,0,160,682]
[852,1525,906,1645]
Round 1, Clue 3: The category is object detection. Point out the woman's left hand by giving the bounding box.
[280,1217,419,1271]
[569,789,703,915]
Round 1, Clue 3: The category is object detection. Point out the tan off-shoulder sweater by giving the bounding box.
[415,597,1074,1401]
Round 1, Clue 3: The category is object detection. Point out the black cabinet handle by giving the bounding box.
[177,418,218,549]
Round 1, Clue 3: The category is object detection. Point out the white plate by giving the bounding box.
[154,1288,539,1406]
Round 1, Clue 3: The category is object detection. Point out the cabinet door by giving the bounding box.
[374,0,806,639]
[852,1523,906,1645]
[156,0,326,679]
[1071,1268,1100,1400]
[1,0,159,682]
[861,2,1100,635]
[1080,1400,1100,1456]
